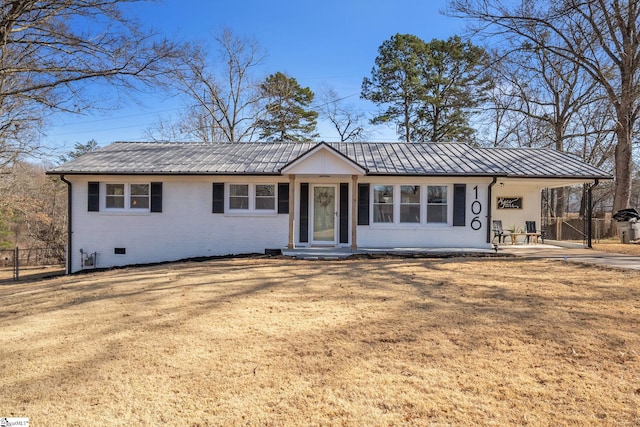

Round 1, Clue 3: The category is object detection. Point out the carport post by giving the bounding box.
[587,179,599,249]
[486,177,498,244]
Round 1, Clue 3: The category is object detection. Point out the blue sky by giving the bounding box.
[44,0,465,155]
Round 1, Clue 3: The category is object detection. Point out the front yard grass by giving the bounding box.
[593,237,640,256]
[1,257,638,425]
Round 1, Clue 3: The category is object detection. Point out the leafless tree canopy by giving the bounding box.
[0,161,67,249]
[317,86,366,142]
[0,0,177,167]
[150,28,267,143]
[478,39,615,215]
[449,0,640,212]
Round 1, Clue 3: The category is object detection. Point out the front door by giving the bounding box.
[312,185,337,244]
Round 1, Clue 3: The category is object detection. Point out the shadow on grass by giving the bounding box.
[1,255,639,425]
[0,266,65,285]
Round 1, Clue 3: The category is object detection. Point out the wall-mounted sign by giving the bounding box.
[497,197,523,209]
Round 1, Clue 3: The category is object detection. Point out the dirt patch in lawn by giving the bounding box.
[1,257,638,425]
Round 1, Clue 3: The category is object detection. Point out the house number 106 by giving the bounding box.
[471,186,482,230]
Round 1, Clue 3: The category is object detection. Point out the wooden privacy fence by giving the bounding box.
[543,218,613,243]
[0,246,65,281]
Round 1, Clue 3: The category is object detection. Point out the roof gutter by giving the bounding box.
[487,177,498,244]
[60,175,72,274]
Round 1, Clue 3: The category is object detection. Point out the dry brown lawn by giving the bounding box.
[593,239,640,256]
[0,265,65,283]
[1,256,639,426]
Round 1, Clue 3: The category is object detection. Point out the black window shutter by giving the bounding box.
[88,182,100,212]
[278,183,289,214]
[339,183,349,243]
[212,183,225,213]
[299,183,309,243]
[357,183,370,225]
[453,184,466,226]
[150,182,163,212]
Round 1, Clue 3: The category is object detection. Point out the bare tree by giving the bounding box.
[476,83,523,148]
[155,28,267,142]
[0,161,67,250]
[449,0,640,213]
[499,40,608,216]
[145,111,223,143]
[317,87,366,142]
[0,0,177,167]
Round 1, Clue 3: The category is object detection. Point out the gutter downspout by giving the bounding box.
[60,175,72,274]
[487,177,498,244]
[587,179,599,249]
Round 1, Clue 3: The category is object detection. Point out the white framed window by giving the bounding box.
[105,183,150,211]
[229,184,249,210]
[130,184,150,209]
[227,183,277,213]
[373,185,394,223]
[370,184,449,225]
[400,185,420,223]
[255,184,276,210]
[427,185,448,223]
[106,184,125,209]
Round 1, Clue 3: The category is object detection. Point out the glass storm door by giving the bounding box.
[312,186,337,244]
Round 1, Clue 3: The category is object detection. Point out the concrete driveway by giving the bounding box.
[500,242,640,271]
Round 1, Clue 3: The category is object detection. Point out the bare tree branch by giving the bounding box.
[317,86,366,142]
[0,0,178,166]
[152,27,267,143]
[449,0,640,212]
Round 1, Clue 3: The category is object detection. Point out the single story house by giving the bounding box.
[47,141,611,273]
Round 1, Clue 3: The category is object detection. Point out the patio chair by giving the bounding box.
[525,221,542,244]
[492,220,510,244]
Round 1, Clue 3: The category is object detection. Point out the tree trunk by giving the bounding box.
[404,99,411,142]
[554,122,566,218]
[612,126,633,213]
[554,187,565,218]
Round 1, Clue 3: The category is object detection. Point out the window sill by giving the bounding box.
[368,222,450,229]
[224,211,279,218]
[98,210,151,216]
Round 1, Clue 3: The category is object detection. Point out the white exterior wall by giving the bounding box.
[64,172,554,273]
[491,180,543,232]
[67,175,289,273]
[355,177,493,249]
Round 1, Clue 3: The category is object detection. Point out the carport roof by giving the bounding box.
[47,141,612,180]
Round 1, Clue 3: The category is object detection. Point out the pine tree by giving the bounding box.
[257,72,319,141]
[362,34,492,142]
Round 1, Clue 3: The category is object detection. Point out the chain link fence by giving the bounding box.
[0,246,65,282]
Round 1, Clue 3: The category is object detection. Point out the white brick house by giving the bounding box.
[47,141,611,273]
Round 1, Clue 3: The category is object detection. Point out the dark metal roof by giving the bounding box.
[47,141,612,180]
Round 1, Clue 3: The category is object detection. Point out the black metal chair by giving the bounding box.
[492,220,510,244]
[525,221,543,244]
